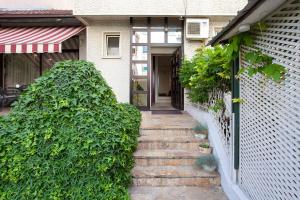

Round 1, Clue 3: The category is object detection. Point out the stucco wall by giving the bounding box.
[86,20,130,103]
[184,16,232,59]
[74,0,247,16]
[0,0,73,10]
[79,30,87,60]
[84,17,231,103]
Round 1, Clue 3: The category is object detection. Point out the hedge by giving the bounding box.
[0,60,141,200]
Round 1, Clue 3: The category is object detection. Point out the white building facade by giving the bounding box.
[1,0,247,109]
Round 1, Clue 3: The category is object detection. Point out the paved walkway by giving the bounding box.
[130,111,227,200]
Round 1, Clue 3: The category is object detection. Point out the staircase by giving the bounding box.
[130,112,227,200]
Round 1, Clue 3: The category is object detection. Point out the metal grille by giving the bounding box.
[190,90,232,159]
[187,22,201,35]
[208,91,232,157]
[239,1,300,199]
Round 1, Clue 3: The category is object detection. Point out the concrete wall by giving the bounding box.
[83,17,231,103]
[74,0,247,16]
[86,20,130,103]
[0,0,73,10]
[184,16,232,59]
[79,30,87,60]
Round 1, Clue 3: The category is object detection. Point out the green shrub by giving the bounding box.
[179,45,231,104]
[0,60,141,200]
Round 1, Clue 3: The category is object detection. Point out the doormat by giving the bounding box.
[151,110,182,114]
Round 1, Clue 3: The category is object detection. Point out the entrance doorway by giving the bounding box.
[151,55,173,110]
[151,47,183,110]
[130,17,184,110]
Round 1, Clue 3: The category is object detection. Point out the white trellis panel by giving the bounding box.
[239,0,300,200]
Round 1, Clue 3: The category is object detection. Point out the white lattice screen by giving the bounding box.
[239,0,300,200]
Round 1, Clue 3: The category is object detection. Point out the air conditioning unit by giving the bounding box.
[185,18,209,40]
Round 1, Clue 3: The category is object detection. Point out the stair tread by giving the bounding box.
[133,166,219,178]
[138,135,206,143]
[130,186,227,200]
[134,149,206,158]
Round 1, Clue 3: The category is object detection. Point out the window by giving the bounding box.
[151,31,165,43]
[103,33,120,58]
[168,31,182,43]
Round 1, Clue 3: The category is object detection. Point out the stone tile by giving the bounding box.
[131,112,226,199]
[130,186,228,200]
[141,111,198,130]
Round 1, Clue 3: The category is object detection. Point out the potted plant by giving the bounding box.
[198,142,212,153]
[193,123,208,139]
[196,155,218,172]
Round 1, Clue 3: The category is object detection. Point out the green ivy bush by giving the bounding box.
[0,60,141,200]
[179,45,231,103]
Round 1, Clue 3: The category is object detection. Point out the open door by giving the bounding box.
[171,47,183,110]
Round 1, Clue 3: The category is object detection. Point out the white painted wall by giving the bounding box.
[185,104,250,200]
[74,0,247,16]
[86,20,130,103]
[184,16,233,59]
[83,17,231,103]
[0,0,73,10]
[79,30,87,60]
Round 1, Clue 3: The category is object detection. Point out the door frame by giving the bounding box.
[151,54,173,108]
[129,17,184,110]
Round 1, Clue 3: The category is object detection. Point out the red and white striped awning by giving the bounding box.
[0,26,85,53]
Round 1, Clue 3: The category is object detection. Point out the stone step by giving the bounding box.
[130,186,227,200]
[134,149,207,166]
[138,135,206,143]
[132,166,220,186]
[140,129,207,136]
[137,141,202,150]
[133,166,218,178]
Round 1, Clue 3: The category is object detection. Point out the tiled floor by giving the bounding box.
[150,102,177,111]
[141,111,198,129]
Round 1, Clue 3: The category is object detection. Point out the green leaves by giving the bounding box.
[240,51,286,82]
[179,45,231,104]
[0,61,141,199]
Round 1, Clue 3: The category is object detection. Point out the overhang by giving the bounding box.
[208,0,287,45]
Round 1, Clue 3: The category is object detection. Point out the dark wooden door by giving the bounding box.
[171,47,183,110]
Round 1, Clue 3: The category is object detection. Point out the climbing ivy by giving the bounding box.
[0,60,141,200]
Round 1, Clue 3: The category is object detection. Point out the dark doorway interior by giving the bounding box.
[151,48,183,110]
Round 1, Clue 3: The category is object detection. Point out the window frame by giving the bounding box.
[103,32,121,59]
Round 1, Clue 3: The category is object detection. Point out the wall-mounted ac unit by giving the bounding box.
[185,18,209,40]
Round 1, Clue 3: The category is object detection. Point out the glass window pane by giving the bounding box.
[132,18,147,29]
[151,31,165,43]
[133,93,147,106]
[168,31,182,43]
[168,18,182,28]
[151,17,164,29]
[107,36,120,56]
[132,79,147,91]
[132,63,148,76]
[132,46,148,60]
[132,31,147,43]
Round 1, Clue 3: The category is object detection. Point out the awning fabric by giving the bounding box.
[0,26,84,53]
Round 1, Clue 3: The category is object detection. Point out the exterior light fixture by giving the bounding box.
[239,24,250,33]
